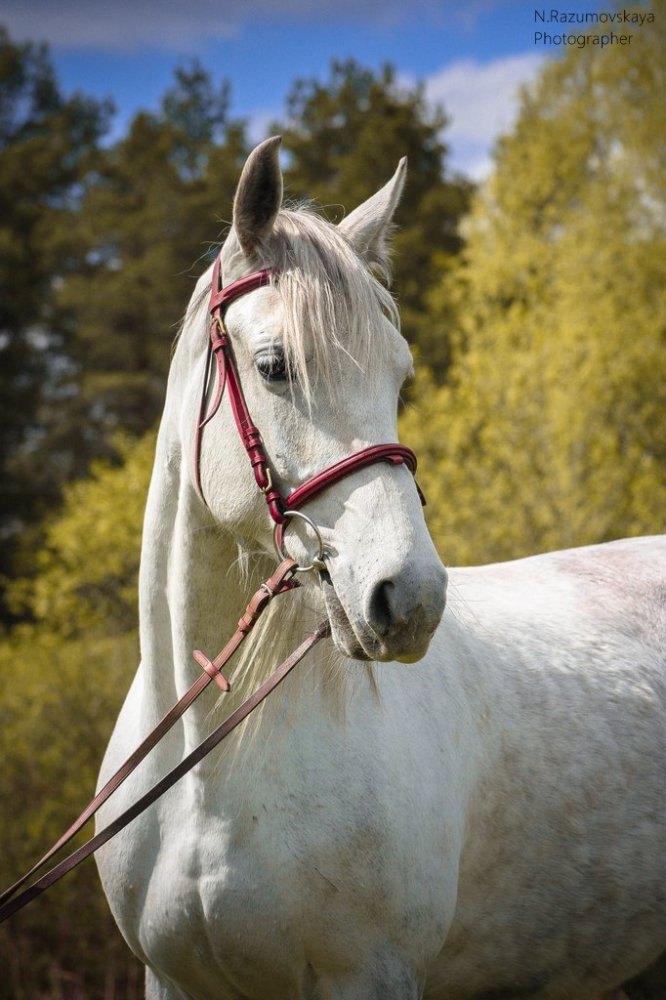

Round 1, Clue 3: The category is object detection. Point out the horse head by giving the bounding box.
[187,136,447,663]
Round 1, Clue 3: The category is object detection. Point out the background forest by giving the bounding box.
[0,12,664,997]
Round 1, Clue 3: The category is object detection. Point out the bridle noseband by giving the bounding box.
[194,255,424,568]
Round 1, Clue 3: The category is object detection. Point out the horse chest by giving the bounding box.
[101,709,456,999]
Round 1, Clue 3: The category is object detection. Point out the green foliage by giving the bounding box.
[0,435,153,995]
[273,59,472,372]
[46,81,247,469]
[0,39,250,631]
[9,433,153,635]
[0,630,143,998]
[161,59,232,180]
[404,15,665,565]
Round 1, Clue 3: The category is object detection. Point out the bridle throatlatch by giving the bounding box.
[194,255,425,566]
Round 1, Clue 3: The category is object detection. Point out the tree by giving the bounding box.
[403,12,665,565]
[161,59,232,180]
[39,64,249,481]
[0,27,110,620]
[273,60,472,372]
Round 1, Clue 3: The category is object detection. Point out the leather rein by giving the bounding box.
[0,255,423,923]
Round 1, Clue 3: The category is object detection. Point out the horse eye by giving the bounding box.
[256,352,289,382]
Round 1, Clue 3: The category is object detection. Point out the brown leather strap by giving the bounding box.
[0,559,314,922]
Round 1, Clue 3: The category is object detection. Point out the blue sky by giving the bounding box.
[3,0,613,179]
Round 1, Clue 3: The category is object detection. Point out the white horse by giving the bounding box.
[97,137,666,999]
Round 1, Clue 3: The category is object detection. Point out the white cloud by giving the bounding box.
[423,52,544,179]
[1,0,446,52]
[2,0,235,51]
[447,0,511,33]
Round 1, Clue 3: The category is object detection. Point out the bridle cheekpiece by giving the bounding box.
[194,255,424,570]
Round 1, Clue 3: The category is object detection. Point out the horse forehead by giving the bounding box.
[227,286,285,343]
[226,283,398,352]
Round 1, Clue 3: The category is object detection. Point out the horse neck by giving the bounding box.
[137,417,319,740]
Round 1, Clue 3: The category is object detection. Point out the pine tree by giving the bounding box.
[0,28,110,621]
[46,64,246,467]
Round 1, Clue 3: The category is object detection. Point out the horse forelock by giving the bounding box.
[180,204,399,401]
[266,206,398,398]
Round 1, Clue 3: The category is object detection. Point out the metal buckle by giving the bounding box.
[259,466,273,494]
[273,510,326,573]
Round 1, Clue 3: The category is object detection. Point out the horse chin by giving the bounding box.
[319,572,431,664]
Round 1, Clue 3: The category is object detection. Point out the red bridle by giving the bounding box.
[194,256,424,561]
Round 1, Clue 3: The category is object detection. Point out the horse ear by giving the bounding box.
[338,157,407,277]
[232,136,283,256]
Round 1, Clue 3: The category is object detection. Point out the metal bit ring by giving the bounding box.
[273,510,326,573]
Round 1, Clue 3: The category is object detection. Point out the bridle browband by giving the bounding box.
[194,255,424,563]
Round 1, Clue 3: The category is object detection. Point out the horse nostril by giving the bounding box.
[365,565,447,651]
[368,579,398,637]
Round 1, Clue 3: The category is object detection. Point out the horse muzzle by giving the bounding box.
[320,561,448,663]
